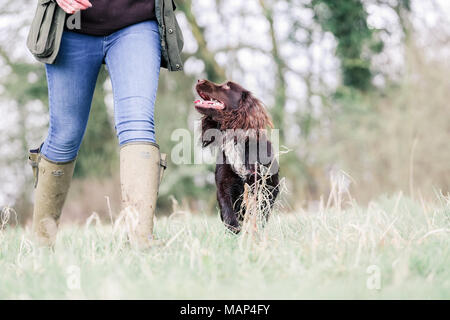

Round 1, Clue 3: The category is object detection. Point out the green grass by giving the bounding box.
[0,193,449,299]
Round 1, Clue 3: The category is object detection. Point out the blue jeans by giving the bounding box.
[41,20,161,163]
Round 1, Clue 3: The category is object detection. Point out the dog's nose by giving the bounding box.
[197,79,206,85]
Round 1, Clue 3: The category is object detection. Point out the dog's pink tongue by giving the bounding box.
[194,100,201,104]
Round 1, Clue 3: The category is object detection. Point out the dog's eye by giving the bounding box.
[222,82,233,90]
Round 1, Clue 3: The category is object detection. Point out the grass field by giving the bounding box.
[0,192,449,299]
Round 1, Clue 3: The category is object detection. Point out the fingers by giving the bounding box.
[56,0,91,14]
[56,0,77,14]
[75,0,93,9]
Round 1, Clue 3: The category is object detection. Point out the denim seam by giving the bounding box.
[42,64,54,160]
[104,48,119,141]
[40,152,77,165]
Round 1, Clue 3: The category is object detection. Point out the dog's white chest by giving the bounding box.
[221,138,250,179]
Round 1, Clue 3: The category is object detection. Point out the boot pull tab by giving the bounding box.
[28,142,44,189]
[159,153,167,185]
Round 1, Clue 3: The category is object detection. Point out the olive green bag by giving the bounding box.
[26,0,66,64]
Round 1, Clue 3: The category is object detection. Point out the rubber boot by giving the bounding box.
[29,147,76,247]
[120,142,167,249]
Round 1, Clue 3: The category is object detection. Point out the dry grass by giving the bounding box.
[1,171,448,299]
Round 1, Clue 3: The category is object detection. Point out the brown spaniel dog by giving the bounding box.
[194,80,279,233]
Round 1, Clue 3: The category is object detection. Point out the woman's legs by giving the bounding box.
[104,20,161,146]
[104,21,163,248]
[42,31,104,162]
[33,31,103,246]
[33,21,163,247]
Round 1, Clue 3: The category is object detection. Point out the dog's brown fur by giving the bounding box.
[194,80,279,233]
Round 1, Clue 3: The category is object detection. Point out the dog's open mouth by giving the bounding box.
[194,92,225,110]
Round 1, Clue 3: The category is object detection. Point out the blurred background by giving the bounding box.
[0,0,449,225]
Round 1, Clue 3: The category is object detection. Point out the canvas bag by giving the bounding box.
[26,0,65,61]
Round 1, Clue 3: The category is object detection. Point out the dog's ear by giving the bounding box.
[239,90,250,107]
[237,91,274,130]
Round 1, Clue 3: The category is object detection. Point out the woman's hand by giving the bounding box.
[56,0,92,14]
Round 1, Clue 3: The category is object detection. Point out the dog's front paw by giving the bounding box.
[225,222,241,234]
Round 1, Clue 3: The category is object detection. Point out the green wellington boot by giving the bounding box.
[120,142,167,249]
[29,148,76,247]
